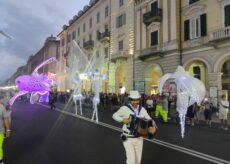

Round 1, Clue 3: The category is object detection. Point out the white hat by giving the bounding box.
[128,90,141,99]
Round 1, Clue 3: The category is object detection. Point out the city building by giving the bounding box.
[133,0,230,101]
[134,0,181,95]
[58,0,111,92]
[109,0,135,93]
[7,0,230,102]
[4,35,60,89]
[181,0,230,101]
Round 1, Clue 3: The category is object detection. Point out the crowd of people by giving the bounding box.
[44,90,230,131]
[4,89,230,130]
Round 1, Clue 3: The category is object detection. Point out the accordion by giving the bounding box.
[127,115,154,137]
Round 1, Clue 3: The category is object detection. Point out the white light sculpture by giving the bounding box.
[158,66,205,138]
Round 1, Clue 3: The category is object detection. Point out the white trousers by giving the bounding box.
[123,137,143,164]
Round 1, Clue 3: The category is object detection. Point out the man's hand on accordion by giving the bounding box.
[148,126,157,135]
[122,118,130,124]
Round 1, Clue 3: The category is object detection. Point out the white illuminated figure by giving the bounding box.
[89,44,105,123]
[158,66,205,138]
[68,41,89,115]
[68,41,104,122]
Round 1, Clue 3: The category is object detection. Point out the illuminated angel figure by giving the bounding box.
[68,41,104,123]
[9,57,58,106]
[68,41,90,115]
[158,66,205,138]
[89,44,105,123]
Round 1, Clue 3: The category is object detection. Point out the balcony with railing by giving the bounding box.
[83,40,94,50]
[97,30,110,43]
[110,50,129,62]
[137,46,161,60]
[209,26,230,42]
[143,8,162,25]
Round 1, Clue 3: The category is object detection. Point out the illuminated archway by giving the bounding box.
[144,64,163,95]
[214,54,230,101]
[115,65,126,94]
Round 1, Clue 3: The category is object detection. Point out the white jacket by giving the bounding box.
[219,100,229,113]
[112,104,156,135]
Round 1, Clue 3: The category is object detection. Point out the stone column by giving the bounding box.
[208,72,222,97]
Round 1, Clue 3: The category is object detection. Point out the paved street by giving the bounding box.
[4,101,230,164]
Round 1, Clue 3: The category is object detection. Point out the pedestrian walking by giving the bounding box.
[0,95,11,164]
[49,91,57,110]
[112,90,157,164]
[219,95,229,130]
[187,103,197,126]
[155,95,168,123]
[146,96,154,118]
[203,98,213,127]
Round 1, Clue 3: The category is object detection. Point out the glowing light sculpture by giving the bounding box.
[90,44,105,123]
[158,66,205,138]
[68,41,90,115]
[9,57,58,106]
[68,41,105,123]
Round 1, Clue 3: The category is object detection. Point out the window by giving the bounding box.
[105,5,109,18]
[151,1,158,16]
[119,0,124,7]
[61,38,65,46]
[193,66,201,80]
[83,38,85,44]
[116,13,126,28]
[78,27,80,36]
[67,34,71,43]
[190,16,201,39]
[97,12,100,23]
[118,40,123,51]
[105,24,109,32]
[89,34,92,40]
[150,31,158,46]
[89,18,92,28]
[104,47,109,58]
[72,31,76,40]
[189,0,199,5]
[83,23,86,33]
[184,13,207,40]
[225,4,230,27]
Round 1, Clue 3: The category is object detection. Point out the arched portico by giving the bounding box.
[144,64,163,95]
[214,53,230,101]
[115,65,126,94]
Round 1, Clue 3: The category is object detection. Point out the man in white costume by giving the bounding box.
[113,90,157,164]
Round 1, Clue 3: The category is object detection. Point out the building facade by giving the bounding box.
[109,0,135,93]
[5,0,230,100]
[5,35,60,89]
[134,0,181,95]
[181,0,230,101]
[58,0,111,92]
[133,0,230,101]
